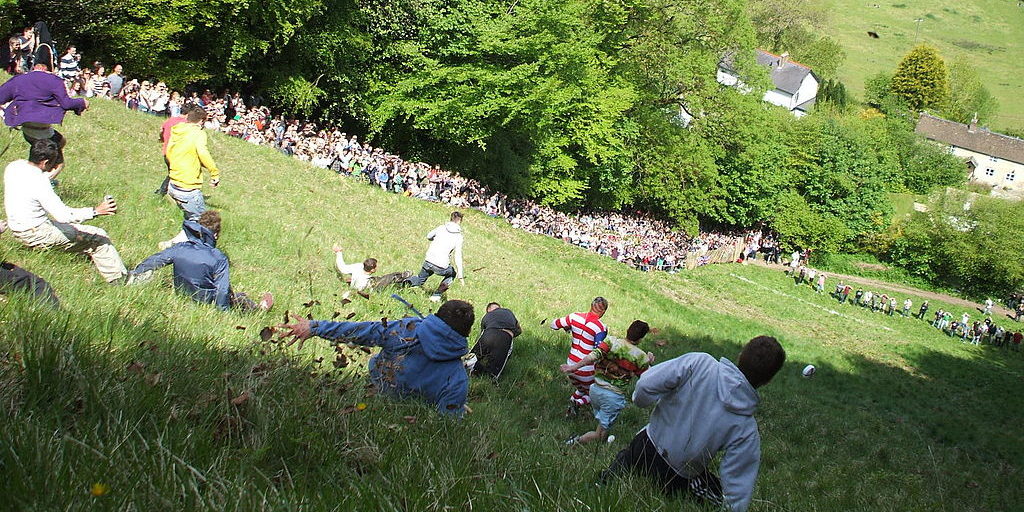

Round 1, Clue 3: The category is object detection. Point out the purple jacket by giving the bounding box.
[0,71,86,127]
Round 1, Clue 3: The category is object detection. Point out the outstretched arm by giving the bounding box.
[632,353,696,408]
[276,314,386,350]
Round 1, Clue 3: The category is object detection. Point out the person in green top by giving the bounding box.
[561,320,654,445]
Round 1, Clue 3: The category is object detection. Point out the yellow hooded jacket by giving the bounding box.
[166,122,220,189]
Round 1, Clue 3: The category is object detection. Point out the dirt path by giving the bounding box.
[751,260,1019,320]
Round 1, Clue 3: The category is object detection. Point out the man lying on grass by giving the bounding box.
[600,335,785,512]
[127,210,272,312]
[275,299,474,416]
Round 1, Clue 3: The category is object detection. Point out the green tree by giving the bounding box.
[943,58,999,125]
[890,44,949,111]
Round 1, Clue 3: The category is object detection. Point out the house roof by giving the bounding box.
[718,50,815,96]
[915,113,1024,165]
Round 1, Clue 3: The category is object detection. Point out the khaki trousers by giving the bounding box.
[13,221,127,282]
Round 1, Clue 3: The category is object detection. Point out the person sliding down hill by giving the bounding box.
[159,108,221,249]
[562,320,654,445]
[598,336,786,512]
[468,302,522,379]
[274,300,475,417]
[128,210,272,312]
[552,297,609,417]
[405,211,464,302]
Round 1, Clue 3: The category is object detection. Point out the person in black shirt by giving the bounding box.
[468,302,521,379]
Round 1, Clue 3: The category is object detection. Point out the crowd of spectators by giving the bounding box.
[9,37,754,273]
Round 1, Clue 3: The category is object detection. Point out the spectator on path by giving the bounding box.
[815,273,826,294]
[331,243,377,292]
[552,297,609,416]
[917,300,929,320]
[3,139,126,283]
[159,108,220,249]
[405,211,464,302]
[902,298,912,317]
[887,297,897,317]
[599,335,786,512]
[468,302,522,379]
[128,210,272,312]
[562,320,654,445]
[58,46,79,81]
[274,300,475,416]
[0,62,88,168]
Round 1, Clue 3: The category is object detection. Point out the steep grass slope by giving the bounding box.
[0,99,1021,511]
[817,0,1024,130]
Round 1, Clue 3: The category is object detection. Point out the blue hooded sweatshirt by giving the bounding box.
[309,315,469,416]
[131,220,232,310]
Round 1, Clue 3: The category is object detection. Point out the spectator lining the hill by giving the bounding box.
[3,140,126,283]
[128,210,272,312]
[274,300,475,417]
[600,335,786,512]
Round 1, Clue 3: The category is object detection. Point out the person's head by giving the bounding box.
[590,296,608,317]
[450,211,463,223]
[197,210,222,238]
[625,320,650,343]
[113,64,122,74]
[737,336,786,389]
[435,300,475,337]
[32,62,49,72]
[65,45,75,55]
[28,139,60,172]
[486,302,501,313]
[362,258,378,274]
[187,108,208,124]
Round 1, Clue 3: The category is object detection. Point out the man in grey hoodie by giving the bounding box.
[405,211,465,302]
[600,336,785,512]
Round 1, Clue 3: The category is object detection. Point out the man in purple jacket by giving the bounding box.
[0,62,88,168]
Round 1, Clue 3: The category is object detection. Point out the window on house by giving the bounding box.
[989,155,998,163]
[1008,172,1016,182]
[985,168,996,177]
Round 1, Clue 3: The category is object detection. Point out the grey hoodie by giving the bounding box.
[633,352,761,512]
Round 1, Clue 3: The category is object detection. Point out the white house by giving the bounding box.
[717,50,819,117]
[915,113,1024,198]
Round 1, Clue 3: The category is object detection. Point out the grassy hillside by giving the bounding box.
[0,99,1022,511]
[817,0,1024,130]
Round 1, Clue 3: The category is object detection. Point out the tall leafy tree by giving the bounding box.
[943,58,999,125]
[890,44,949,111]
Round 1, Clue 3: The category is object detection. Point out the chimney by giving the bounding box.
[779,52,790,68]
[967,112,978,133]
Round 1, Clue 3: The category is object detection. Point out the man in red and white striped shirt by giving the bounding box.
[552,297,609,414]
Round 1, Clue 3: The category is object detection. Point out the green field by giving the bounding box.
[818,0,1024,130]
[1,100,1022,510]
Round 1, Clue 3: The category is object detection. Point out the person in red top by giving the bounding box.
[1012,331,1022,352]
[551,297,609,415]
[154,105,191,196]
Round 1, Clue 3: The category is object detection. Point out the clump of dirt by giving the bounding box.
[854,262,890,272]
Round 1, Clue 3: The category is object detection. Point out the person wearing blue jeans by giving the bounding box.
[406,212,464,302]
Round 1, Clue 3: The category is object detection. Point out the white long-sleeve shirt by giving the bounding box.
[424,221,464,277]
[4,159,95,231]
[335,252,372,291]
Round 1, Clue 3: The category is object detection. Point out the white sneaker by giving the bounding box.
[429,294,442,303]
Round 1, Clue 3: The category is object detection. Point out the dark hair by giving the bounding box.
[28,139,59,164]
[187,108,208,123]
[486,302,500,311]
[435,300,474,337]
[198,210,222,237]
[362,258,377,272]
[450,211,463,222]
[626,320,650,342]
[592,296,608,312]
[737,336,786,388]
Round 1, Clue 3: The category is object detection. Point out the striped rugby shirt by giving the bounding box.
[552,312,608,381]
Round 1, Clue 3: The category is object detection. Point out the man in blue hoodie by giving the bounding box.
[274,300,474,416]
[600,336,786,512]
[128,210,272,312]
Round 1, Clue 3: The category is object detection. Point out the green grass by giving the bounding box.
[0,99,1022,511]
[817,0,1024,130]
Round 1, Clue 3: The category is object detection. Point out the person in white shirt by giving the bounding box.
[405,211,464,302]
[3,140,126,282]
[332,244,377,291]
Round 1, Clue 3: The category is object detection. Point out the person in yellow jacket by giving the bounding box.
[160,108,221,249]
